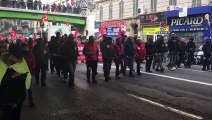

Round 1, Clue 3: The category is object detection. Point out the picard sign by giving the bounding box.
[171,17,204,26]
[168,14,210,32]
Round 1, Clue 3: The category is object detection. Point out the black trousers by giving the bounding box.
[203,55,211,70]
[68,61,76,85]
[146,56,153,72]
[187,53,194,67]
[177,54,186,67]
[50,55,55,72]
[115,59,124,77]
[3,103,23,120]
[35,63,47,84]
[123,57,134,75]
[54,56,62,76]
[135,59,142,74]
[103,59,112,79]
[86,61,98,81]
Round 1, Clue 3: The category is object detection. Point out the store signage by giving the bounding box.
[101,20,126,28]
[142,26,169,35]
[171,17,204,26]
[168,14,211,32]
[140,12,166,26]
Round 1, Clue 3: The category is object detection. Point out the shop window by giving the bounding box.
[119,0,124,18]
[151,0,157,12]
[109,3,113,19]
[100,5,103,21]
[192,0,201,7]
[169,0,177,6]
[133,0,139,16]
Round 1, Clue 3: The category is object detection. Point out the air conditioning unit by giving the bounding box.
[167,5,175,11]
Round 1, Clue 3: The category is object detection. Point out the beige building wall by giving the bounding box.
[94,0,212,22]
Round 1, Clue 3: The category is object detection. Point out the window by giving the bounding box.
[119,0,124,18]
[169,0,177,6]
[100,5,103,21]
[133,0,139,16]
[151,0,157,12]
[109,3,113,19]
[192,0,201,7]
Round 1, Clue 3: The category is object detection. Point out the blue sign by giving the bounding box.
[106,28,119,37]
[168,14,210,32]
[95,22,101,28]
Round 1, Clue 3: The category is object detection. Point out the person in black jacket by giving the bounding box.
[186,38,196,68]
[101,37,115,82]
[168,33,179,69]
[123,36,135,77]
[33,38,49,86]
[145,37,155,73]
[60,34,79,87]
[177,38,187,68]
[202,38,212,71]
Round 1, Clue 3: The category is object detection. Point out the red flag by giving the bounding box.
[66,19,69,26]
[20,34,26,41]
[72,0,76,7]
[118,27,122,39]
[42,12,48,23]
[36,21,39,28]
[98,26,106,39]
[74,30,78,41]
[11,28,17,40]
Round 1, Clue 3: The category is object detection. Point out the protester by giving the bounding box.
[177,38,187,68]
[202,38,212,71]
[186,38,196,68]
[83,36,99,83]
[145,37,155,73]
[123,36,135,77]
[135,38,146,75]
[33,38,49,86]
[22,43,36,107]
[167,33,179,70]
[60,34,79,87]
[114,38,124,79]
[101,37,115,82]
[0,43,31,120]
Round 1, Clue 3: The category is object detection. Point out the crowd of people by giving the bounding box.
[0,31,212,120]
[0,0,84,14]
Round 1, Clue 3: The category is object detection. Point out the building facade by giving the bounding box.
[93,0,212,39]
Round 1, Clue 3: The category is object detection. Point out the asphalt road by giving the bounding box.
[21,63,212,120]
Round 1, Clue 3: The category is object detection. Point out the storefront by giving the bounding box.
[100,20,126,39]
[165,6,212,43]
[94,22,101,39]
[140,12,168,42]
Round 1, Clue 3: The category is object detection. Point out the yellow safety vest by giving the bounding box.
[0,58,31,89]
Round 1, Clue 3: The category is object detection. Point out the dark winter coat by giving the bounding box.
[60,40,79,62]
[33,44,49,65]
[145,41,156,56]
[186,41,196,54]
[202,43,212,56]
[168,37,179,53]
[101,44,115,60]
[124,41,135,57]
[156,39,167,53]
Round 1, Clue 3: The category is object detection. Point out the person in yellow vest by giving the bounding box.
[0,43,31,120]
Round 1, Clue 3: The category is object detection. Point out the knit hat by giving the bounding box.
[0,40,7,54]
[9,43,26,59]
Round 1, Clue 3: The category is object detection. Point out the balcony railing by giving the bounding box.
[0,1,88,15]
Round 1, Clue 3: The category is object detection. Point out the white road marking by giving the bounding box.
[128,94,203,120]
[177,68,204,73]
[98,64,212,87]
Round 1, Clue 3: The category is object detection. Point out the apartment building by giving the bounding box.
[93,0,212,39]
